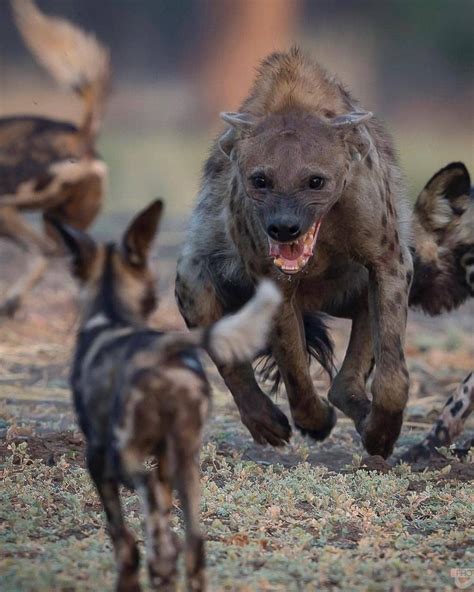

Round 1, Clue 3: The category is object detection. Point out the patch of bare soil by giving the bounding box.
[0,430,85,466]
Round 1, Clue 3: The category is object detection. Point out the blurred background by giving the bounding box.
[1,0,473,226]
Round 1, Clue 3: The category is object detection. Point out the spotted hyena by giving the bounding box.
[0,0,110,316]
[176,48,473,459]
[51,200,281,592]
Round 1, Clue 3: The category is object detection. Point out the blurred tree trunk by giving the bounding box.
[197,0,300,121]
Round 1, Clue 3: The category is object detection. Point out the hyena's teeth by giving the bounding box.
[268,218,323,275]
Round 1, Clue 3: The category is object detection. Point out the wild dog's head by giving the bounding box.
[415,162,474,296]
[48,200,163,325]
[219,109,373,274]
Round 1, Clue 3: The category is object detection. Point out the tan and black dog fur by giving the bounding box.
[52,200,281,592]
[0,0,110,316]
[176,48,474,459]
[410,162,474,313]
[401,372,473,463]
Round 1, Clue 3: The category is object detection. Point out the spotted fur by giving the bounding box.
[0,0,110,316]
[52,200,280,592]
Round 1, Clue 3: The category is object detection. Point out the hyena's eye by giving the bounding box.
[308,176,325,190]
[250,174,269,190]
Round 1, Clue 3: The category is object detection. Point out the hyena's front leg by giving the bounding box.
[362,252,413,458]
[272,302,336,440]
[175,261,291,446]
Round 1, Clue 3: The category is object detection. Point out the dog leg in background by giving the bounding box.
[401,372,474,463]
[0,206,56,316]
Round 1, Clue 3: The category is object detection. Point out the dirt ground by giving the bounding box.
[1,231,473,591]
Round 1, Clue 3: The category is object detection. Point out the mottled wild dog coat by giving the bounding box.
[410,162,474,313]
[0,0,110,316]
[401,372,474,463]
[176,48,474,459]
[52,200,281,592]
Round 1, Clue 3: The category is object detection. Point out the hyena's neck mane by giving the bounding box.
[241,46,355,117]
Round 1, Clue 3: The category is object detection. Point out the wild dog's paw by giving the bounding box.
[0,295,21,318]
[241,393,292,447]
[294,399,337,442]
[360,406,403,459]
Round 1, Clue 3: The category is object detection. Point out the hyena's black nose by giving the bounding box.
[267,220,301,242]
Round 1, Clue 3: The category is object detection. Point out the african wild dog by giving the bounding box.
[403,161,473,462]
[410,162,474,313]
[0,0,110,316]
[51,200,281,592]
[176,47,474,459]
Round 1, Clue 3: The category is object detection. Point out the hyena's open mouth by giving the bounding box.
[268,219,322,274]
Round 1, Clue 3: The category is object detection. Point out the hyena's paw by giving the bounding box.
[359,405,403,459]
[241,392,292,447]
[294,398,337,442]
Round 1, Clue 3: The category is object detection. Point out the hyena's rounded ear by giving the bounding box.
[328,110,374,162]
[122,199,164,267]
[218,111,258,158]
[45,216,98,281]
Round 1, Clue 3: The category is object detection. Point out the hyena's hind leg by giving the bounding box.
[0,206,55,316]
[401,372,474,463]
[328,300,374,430]
[87,447,141,592]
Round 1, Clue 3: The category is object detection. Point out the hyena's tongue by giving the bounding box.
[270,240,305,261]
[268,220,322,274]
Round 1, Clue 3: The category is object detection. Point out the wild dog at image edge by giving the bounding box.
[0,0,110,316]
[176,47,474,459]
[51,200,282,592]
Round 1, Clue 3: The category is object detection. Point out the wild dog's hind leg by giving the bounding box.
[129,451,179,592]
[0,206,54,316]
[87,447,140,592]
[175,445,206,592]
[175,261,291,446]
[362,250,413,458]
[328,300,373,429]
[401,372,474,462]
[272,302,336,440]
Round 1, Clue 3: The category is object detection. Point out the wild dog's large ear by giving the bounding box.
[328,110,374,162]
[46,216,98,281]
[218,111,258,158]
[122,199,164,267]
[415,162,471,230]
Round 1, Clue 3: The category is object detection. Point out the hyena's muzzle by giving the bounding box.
[256,198,326,275]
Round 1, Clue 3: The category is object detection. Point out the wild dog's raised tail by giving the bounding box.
[11,0,110,147]
[410,162,474,315]
[159,280,282,365]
